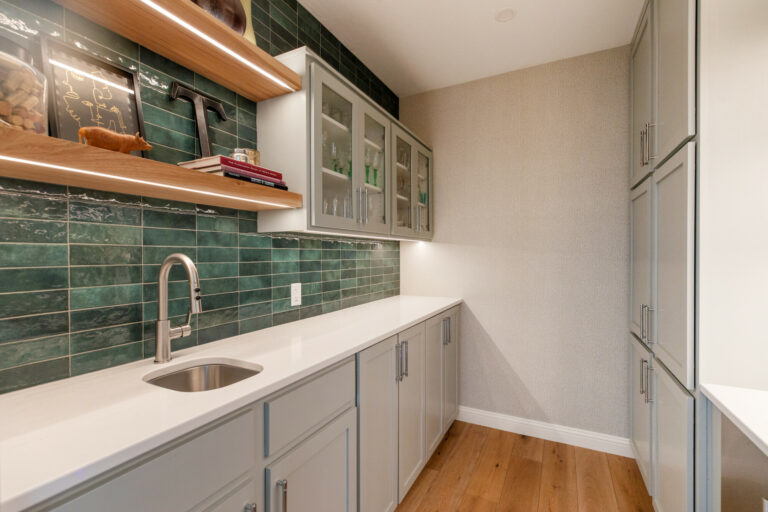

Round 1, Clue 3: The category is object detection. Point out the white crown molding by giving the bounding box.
[458,406,633,458]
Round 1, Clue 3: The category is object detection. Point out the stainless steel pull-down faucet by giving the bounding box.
[155,253,203,363]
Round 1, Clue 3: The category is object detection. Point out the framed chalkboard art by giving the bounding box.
[40,38,147,157]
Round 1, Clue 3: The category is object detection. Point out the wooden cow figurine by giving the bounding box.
[77,126,152,154]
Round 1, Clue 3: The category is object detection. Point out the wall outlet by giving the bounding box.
[290,283,301,306]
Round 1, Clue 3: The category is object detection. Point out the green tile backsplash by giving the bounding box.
[0,0,400,393]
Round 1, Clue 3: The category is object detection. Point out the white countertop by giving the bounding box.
[701,382,768,457]
[0,295,461,512]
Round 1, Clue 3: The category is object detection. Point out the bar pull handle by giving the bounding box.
[364,187,369,224]
[646,367,655,404]
[447,317,451,344]
[277,479,288,512]
[403,340,409,377]
[646,306,655,344]
[641,359,647,396]
[442,318,448,345]
[641,304,648,341]
[395,343,402,381]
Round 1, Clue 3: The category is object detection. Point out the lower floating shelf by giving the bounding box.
[0,127,303,212]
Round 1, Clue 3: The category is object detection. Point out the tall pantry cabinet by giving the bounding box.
[628,1,696,511]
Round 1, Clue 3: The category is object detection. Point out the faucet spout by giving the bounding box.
[155,253,203,363]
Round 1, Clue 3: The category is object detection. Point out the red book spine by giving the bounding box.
[219,157,283,180]
[220,165,286,186]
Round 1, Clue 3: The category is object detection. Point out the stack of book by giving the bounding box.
[178,156,287,190]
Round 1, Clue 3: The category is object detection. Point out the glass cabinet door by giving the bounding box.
[415,146,432,236]
[392,126,413,235]
[359,106,389,234]
[311,64,358,230]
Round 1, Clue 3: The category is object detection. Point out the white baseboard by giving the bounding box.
[457,406,633,458]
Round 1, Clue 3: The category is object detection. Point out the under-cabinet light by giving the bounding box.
[139,0,296,91]
[48,59,135,95]
[0,155,291,209]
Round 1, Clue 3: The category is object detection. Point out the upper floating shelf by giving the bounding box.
[0,127,303,212]
[52,0,302,102]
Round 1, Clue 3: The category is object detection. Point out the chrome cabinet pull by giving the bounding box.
[396,343,402,381]
[277,479,288,512]
[364,188,369,224]
[646,306,655,344]
[403,340,409,377]
[640,128,645,166]
[357,188,363,223]
[647,122,656,161]
[442,318,448,345]
[640,304,647,341]
[646,367,655,404]
[243,504,257,512]
[640,359,647,396]
[447,317,451,344]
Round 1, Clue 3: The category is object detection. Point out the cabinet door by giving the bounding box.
[311,63,360,231]
[359,104,391,234]
[630,178,653,341]
[655,0,696,164]
[425,315,443,457]
[358,337,398,512]
[414,143,433,239]
[631,1,654,188]
[265,407,357,512]
[630,334,653,495]
[653,363,694,512]
[398,322,426,501]
[392,125,416,237]
[653,143,695,389]
[443,308,459,430]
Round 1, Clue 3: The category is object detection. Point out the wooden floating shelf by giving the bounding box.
[322,113,351,133]
[52,0,301,103]
[0,127,303,212]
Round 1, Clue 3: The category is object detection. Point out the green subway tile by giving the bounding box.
[237,107,257,129]
[322,300,340,314]
[197,204,239,217]
[0,178,66,197]
[0,358,69,394]
[0,267,68,293]
[0,312,68,343]
[239,301,271,319]
[70,284,142,310]
[237,93,257,115]
[143,209,196,229]
[273,273,299,286]
[272,237,298,249]
[198,231,237,247]
[300,305,323,319]
[322,259,341,270]
[300,261,320,272]
[198,307,238,329]
[272,297,294,313]
[340,249,356,259]
[339,259,355,270]
[0,193,67,219]
[0,334,68,370]
[323,290,340,302]
[70,323,143,354]
[239,233,270,248]
[0,219,66,243]
[194,73,237,106]
[240,288,271,305]
[69,223,141,245]
[141,48,194,84]
[198,322,238,344]
[299,238,321,250]
[201,292,238,311]
[142,298,191,322]
[142,246,195,265]
[341,269,356,279]
[239,210,258,220]
[70,245,141,265]
[238,218,259,234]
[198,215,238,233]
[273,286,290,300]
[71,266,141,287]
[140,85,195,118]
[240,315,271,333]
[144,144,196,166]
[272,261,298,273]
[199,262,238,279]
[0,244,68,267]
[322,270,340,281]
[143,196,197,212]
[273,249,298,262]
[145,123,197,154]
[302,293,322,306]
[274,309,300,325]
[240,262,271,276]
[199,277,238,295]
[198,246,236,262]
[71,342,142,376]
[64,30,138,72]
[240,275,271,290]
[0,0,61,38]
[69,201,141,225]
[143,281,191,302]
[70,304,142,332]
[340,278,356,290]
[323,249,340,260]
[209,125,238,148]
[143,227,196,247]
[302,282,322,295]
[300,249,322,261]
[240,248,271,262]
[65,10,138,58]
[0,290,68,319]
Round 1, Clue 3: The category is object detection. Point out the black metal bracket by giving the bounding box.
[169,82,227,158]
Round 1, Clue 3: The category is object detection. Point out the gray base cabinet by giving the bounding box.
[630,334,654,495]
[442,307,459,429]
[397,323,426,499]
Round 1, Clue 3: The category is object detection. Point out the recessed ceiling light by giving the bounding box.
[495,8,517,22]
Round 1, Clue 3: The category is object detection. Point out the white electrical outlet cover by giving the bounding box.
[290,283,301,306]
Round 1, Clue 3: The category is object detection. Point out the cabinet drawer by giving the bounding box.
[264,359,355,457]
[54,411,256,512]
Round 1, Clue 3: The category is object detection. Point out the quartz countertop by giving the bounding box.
[700,382,768,458]
[0,295,461,512]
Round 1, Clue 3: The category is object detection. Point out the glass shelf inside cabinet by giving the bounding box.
[321,84,353,219]
[364,114,386,227]
[395,136,412,229]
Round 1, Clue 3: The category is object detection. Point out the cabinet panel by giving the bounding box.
[414,145,433,238]
[653,363,694,512]
[653,142,695,389]
[392,126,415,236]
[631,1,654,187]
[655,0,696,164]
[443,308,459,430]
[425,316,443,457]
[630,334,654,495]
[630,178,653,341]
[398,322,426,500]
[358,337,398,512]
[266,407,357,512]
[360,105,391,234]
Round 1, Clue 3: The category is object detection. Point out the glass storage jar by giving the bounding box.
[0,39,48,135]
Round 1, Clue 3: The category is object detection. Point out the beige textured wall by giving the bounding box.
[400,46,631,436]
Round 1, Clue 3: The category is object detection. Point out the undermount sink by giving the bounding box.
[144,358,263,392]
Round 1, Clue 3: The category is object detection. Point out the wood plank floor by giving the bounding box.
[396,421,653,512]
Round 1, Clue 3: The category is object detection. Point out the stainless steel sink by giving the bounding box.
[144,359,262,392]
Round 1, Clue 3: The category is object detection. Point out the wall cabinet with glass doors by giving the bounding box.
[256,47,433,240]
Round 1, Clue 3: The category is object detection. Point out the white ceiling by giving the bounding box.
[301,0,645,97]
